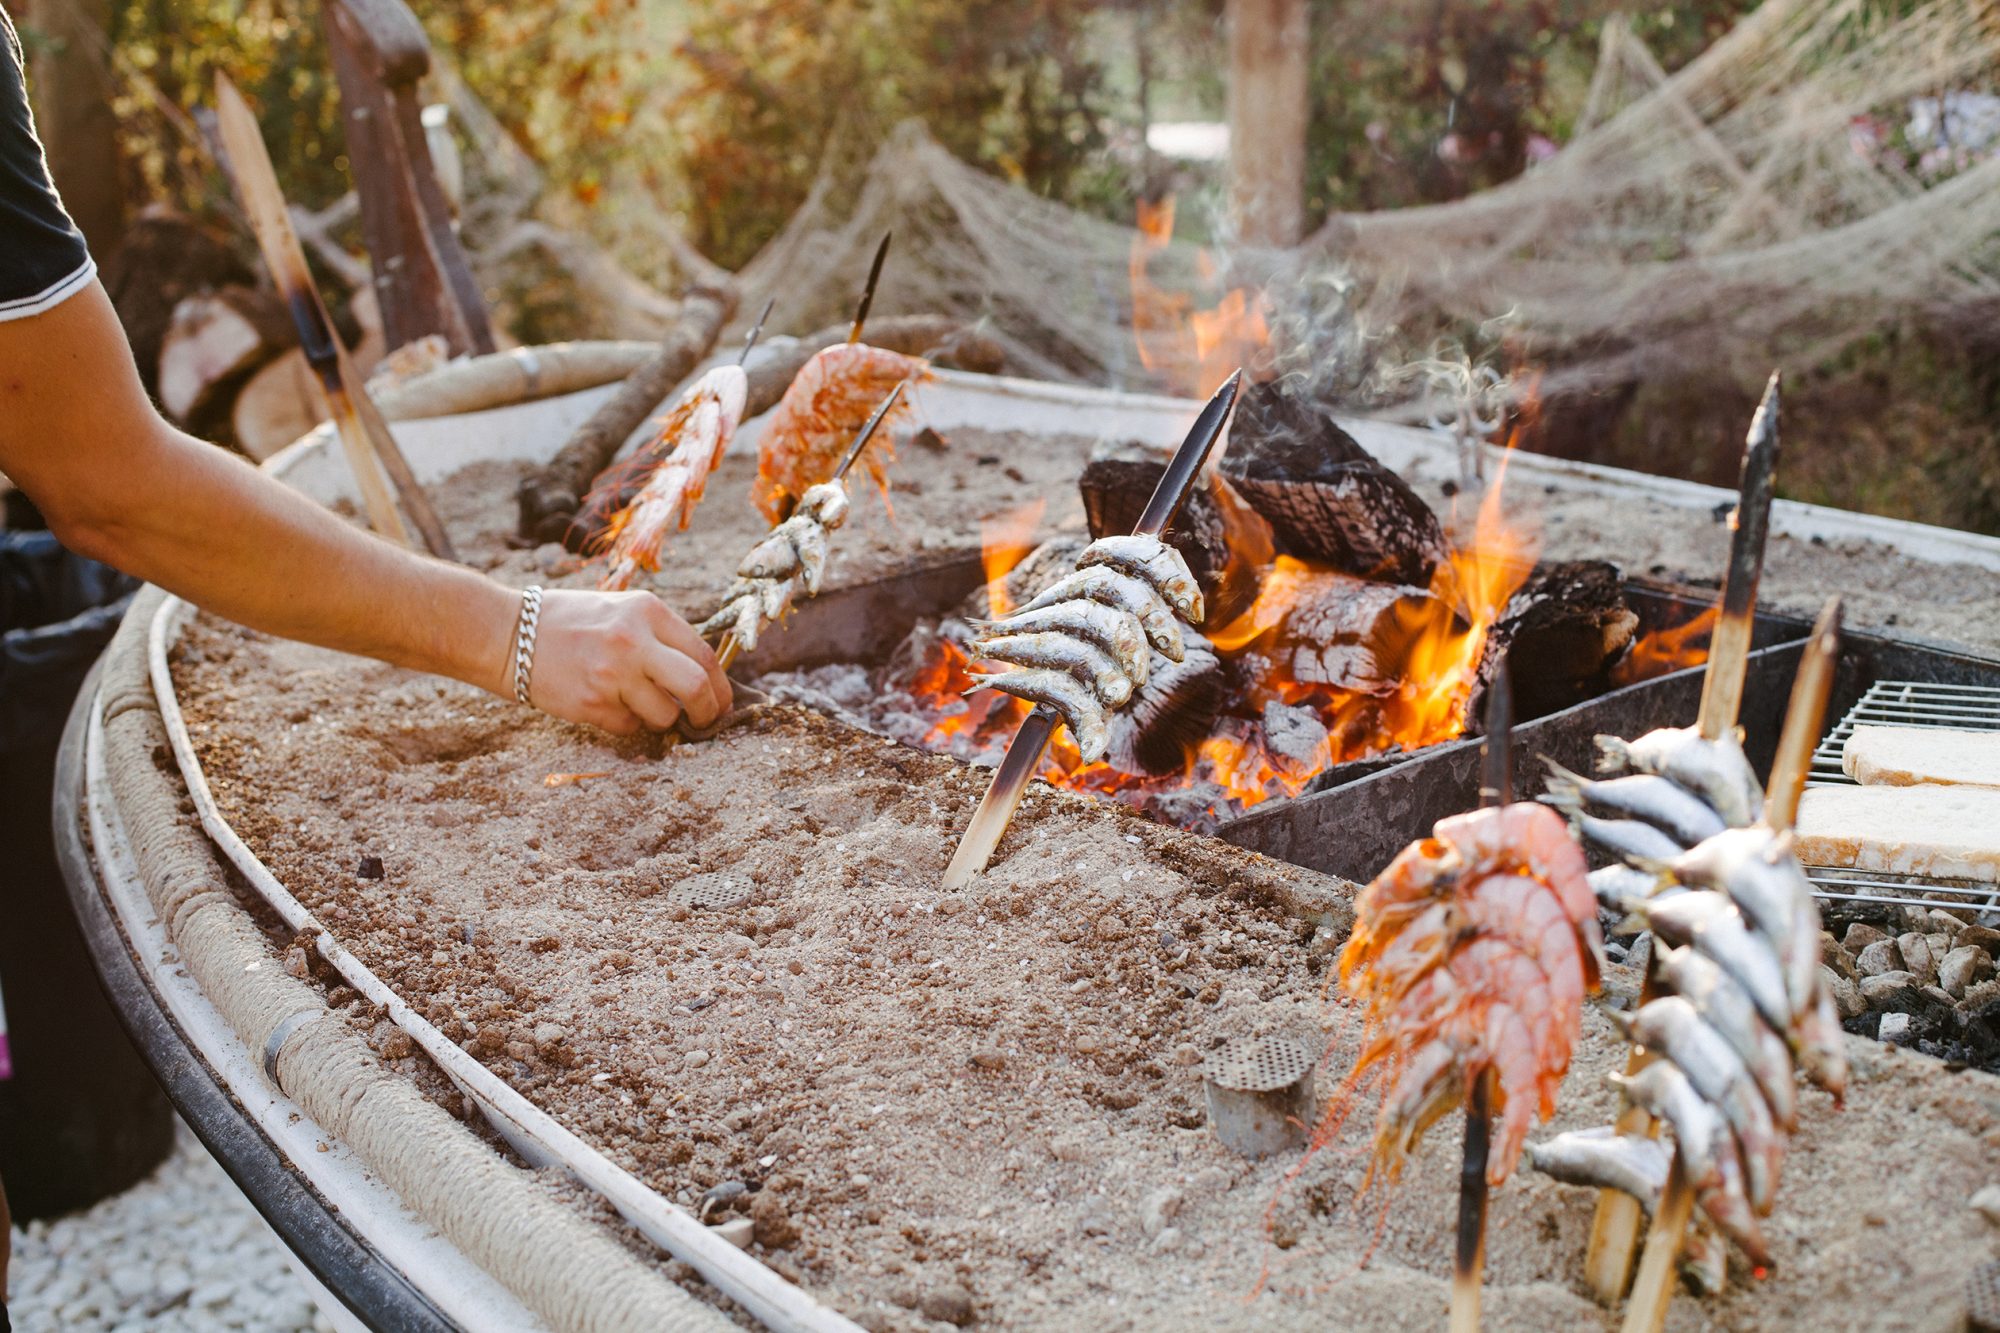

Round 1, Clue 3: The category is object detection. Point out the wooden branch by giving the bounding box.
[516,285,738,544]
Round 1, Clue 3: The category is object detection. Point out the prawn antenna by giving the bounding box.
[847,231,893,345]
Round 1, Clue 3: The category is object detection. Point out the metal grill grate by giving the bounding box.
[1802,680,2000,914]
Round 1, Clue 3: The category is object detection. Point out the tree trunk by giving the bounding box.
[1225,0,1309,247]
[21,0,124,256]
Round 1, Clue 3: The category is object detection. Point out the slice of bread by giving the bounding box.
[1842,725,2000,789]
[1795,784,2000,883]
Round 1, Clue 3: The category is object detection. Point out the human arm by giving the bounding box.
[0,282,730,733]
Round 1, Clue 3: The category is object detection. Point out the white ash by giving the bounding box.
[5,1119,329,1331]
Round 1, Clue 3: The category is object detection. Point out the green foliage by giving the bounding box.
[670,0,1115,268]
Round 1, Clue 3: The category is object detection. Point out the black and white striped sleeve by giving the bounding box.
[0,6,95,324]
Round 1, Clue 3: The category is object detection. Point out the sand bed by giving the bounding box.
[173,614,2000,1331]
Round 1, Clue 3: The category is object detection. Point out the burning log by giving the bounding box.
[1269,570,1438,696]
[1470,561,1639,726]
[1104,636,1226,776]
[1222,378,1447,586]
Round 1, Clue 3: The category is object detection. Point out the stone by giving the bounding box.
[1138,1186,1184,1240]
[1941,944,1997,997]
[1079,1195,1115,1237]
[1924,985,1958,1009]
[1928,932,1956,964]
[1623,931,1652,979]
[1898,932,1937,985]
[1929,908,1968,939]
[1860,970,1919,1004]
[1878,1012,1915,1045]
[1153,1225,1183,1252]
[967,1048,1007,1071]
[700,1180,748,1218]
[1843,922,1891,953]
[1821,933,1857,981]
[1822,967,1866,1020]
[1856,939,1905,977]
[1960,925,2000,957]
[921,1284,977,1327]
[750,1191,800,1249]
[712,1217,755,1250]
[1971,1185,2000,1226]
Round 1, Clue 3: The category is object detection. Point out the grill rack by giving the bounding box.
[1803,679,2000,914]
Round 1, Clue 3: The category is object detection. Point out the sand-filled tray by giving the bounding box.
[170,610,2000,1331]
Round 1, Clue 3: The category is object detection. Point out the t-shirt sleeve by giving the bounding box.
[0,8,95,323]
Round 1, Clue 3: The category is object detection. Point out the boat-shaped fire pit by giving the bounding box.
[60,352,2000,1330]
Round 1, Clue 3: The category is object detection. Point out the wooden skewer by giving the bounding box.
[738,297,776,366]
[212,73,457,561]
[1452,656,1513,1333]
[940,369,1244,891]
[1586,373,1782,1302]
[847,233,893,345]
[1619,599,1842,1333]
[1696,371,1781,742]
[1620,1150,1697,1333]
[1766,597,1842,832]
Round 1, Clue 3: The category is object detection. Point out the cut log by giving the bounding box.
[1470,561,1637,725]
[100,209,257,398]
[1106,635,1226,776]
[231,350,325,460]
[157,285,298,425]
[1078,442,1269,628]
[1222,378,1447,586]
[516,284,737,545]
[1271,571,1439,695]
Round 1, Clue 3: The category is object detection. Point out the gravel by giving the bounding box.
[5,1120,330,1332]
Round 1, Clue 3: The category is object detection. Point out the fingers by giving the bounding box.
[640,638,725,728]
[619,672,684,733]
[641,595,733,710]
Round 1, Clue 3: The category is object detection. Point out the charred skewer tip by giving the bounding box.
[1452,1067,1497,1333]
[847,232,893,345]
[1697,369,1783,743]
[1765,595,1842,832]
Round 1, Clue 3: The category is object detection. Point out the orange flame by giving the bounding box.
[1129,197,1271,397]
[980,500,1046,620]
[1613,604,1718,686]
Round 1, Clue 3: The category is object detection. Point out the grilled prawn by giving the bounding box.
[593,366,749,590]
[754,344,929,522]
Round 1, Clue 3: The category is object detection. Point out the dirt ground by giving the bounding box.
[174,606,2000,1332]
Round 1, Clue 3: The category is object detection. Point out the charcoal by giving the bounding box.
[1469,560,1638,725]
[1271,572,1440,695]
[1079,441,1264,628]
[1221,379,1447,586]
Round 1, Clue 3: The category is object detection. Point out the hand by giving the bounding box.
[524,589,731,735]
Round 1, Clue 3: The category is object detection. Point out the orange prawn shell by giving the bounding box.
[754,343,931,522]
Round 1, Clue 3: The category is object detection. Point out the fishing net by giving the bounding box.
[709,0,2000,410]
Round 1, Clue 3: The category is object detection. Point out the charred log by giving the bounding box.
[1270,571,1438,695]
[1469,560,1637,726]
[1222,378,1446,586]
[1078,442,1265,628]
[1106,636,1225,776]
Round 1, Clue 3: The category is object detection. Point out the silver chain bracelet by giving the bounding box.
[512,585,543,706]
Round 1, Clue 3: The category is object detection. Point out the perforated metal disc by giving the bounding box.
[1967,1259,2000,1331]
[669,872,752,912]
[1203,1035,1314,1094]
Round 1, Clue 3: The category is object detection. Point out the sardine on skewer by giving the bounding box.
[739,514,830,593]
[1548,800,1690,866]
[969,667,1110,763]
[1794,975,1849,1104]
[968,602,1149,686]
[973,631,1134,707]
[1074,534,1204,624]
[1653,945,1798,1131]
[1589,864,1672,915]
[1017,566,1187,661]
[1681,1216,1728,1296]
[1610,1060,1771,1266]
[1595,726,1765,829]
[796,480,850,529]
[1668,826,1822,1017]
[1610,997,1782,1214]
[1543,761,1728,847]
[1632,890,1794,1037]
[1526,1126,1670,1213]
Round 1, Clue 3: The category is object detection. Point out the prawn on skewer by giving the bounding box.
[585,365,749,591]
[754,343,931,522]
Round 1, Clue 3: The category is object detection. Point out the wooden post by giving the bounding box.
[322,0,495,358]
[1225,0,1309,247]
